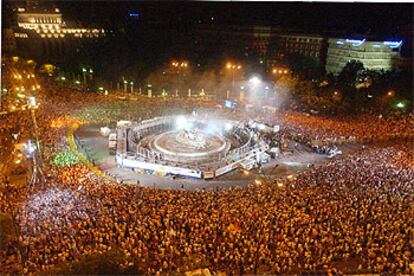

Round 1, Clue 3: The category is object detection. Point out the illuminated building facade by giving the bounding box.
[16,7,105,39]
[12,6,105,61]
[325,38,403,75]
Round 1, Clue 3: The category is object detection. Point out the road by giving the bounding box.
[75,124,360,191]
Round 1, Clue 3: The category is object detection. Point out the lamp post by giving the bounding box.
[27,97,44,187]
[82,68,87,86]
[89,69,93,81]
[171,61,188,96]
[27,97,42,162]
[130,82,134,93]
[123,80,128,93]
[226,62,242,98]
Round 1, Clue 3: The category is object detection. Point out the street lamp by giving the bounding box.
[171,60,189,96]
[249,76,261,85]
[123,80,128,93]
[89,69,93,81]
[82,68,87,85]
[26,96,44,186]
[272,68,289,75]
[396,101,405,108]
[226,62,242,98]
[130,81,134,93]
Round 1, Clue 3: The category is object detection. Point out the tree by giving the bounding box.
[285,53,322,79]
[337,60,365,87]
[335,60,365,111]
[274,75,298,109]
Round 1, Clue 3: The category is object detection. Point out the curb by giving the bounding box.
[67,123,115,182]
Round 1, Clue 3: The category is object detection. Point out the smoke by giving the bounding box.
[141,62,244,98]
[140,61,296,113]
[172,110,237,137]
[272,75,298,109]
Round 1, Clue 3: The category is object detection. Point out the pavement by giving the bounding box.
[74,124,361,191]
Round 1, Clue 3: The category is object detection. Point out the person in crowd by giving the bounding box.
[0,67,413,275]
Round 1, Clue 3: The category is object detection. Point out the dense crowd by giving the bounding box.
[1,75,413,274]
[2,143,412,274]
[280,112,414,144]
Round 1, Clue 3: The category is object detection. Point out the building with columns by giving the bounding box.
[11,5,105,62]
[325,38,403,75]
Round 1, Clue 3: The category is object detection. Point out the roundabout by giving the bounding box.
[115,114,268,179]
[74,122,342,190]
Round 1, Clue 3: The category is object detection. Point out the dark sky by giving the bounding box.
[52,2,412,36]
[5,1,413,37]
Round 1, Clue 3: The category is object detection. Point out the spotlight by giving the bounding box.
[249,76,261,85]
[224,122,233,131]
[176,116,187,130]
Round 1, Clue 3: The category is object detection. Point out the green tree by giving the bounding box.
[337,60,365,87]
[285,53,321,79]
[336,60,365,111]
[274,75,298,109]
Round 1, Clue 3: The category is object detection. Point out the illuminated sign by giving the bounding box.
[129,12,139,17]
[336,40,344,45]
[345,39,366,47]
[383,40,402,48]
[372,44,381,48]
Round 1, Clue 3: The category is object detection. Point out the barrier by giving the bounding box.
[68,123,114,182]
[117,142,267,179]
[115,115,271,179]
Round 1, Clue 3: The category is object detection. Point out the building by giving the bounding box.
[16,7,105,39]
[325,38,403,75]
[2,28,17,54]
[269,33,327,69]
[274,34,325,62]
[184,24,281,65]
[184,24,328,72]
[11,5,105,62]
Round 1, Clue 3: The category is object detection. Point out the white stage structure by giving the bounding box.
[114,115,270,179]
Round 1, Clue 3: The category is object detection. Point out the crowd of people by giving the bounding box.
[279,112,414,144]
[1,72,413,274]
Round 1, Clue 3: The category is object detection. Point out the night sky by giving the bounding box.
[52,2,413,37]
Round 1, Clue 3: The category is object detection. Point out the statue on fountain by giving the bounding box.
[176,128,209,149]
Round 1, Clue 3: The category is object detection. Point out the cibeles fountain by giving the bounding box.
[149,120,232,163]
[114,113,270,179]
[176,129,210,149]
